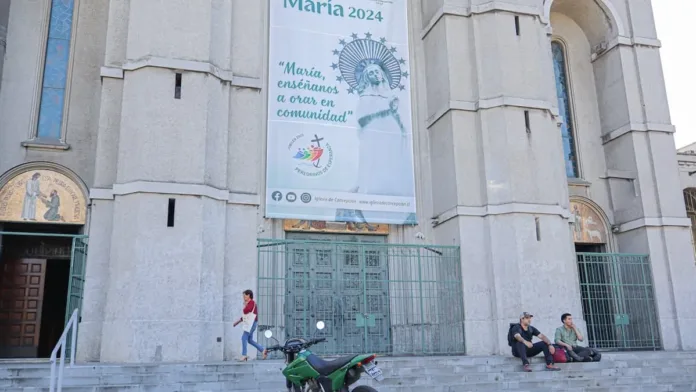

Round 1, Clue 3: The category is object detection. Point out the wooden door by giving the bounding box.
[0,258,46,358]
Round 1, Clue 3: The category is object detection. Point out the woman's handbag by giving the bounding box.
[241,303,257,332]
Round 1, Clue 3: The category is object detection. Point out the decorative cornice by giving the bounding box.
[100,57,262,90]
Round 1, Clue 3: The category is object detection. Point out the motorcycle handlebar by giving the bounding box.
[269,338,326,353]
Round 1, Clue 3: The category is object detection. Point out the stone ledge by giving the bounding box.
[426,97,559,129]
[591,36,662,62]
[21,139,71,150]
[602,122,676,144]
[90,182,260,206]
[421,2,543,40]
[617,217,692,233]
[432,203,571,227]
[100,57,262,90]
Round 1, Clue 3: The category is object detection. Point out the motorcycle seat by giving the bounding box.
[306,354,359,376]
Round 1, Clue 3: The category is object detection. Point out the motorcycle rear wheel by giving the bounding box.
[352,386,378,392]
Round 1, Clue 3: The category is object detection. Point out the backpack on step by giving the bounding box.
[552,344,569,363]
[507,323,518,347]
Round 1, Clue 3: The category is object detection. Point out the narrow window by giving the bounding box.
[174,73,182,99]
[36,0,76,140]
[551,41,579,178]
[515,16,520,36]
[535,217,541,241]
[167,198,176,227]
[524,110,531,134]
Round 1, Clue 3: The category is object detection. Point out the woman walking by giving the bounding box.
[233,289,267,361]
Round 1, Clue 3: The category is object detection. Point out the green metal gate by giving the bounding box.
[257,237,465,356]
[65,237,88,323]
[577,253,661,350]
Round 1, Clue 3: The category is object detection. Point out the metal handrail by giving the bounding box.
[49,308,79,392]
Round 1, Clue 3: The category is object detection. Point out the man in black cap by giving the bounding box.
[508,312,561,372]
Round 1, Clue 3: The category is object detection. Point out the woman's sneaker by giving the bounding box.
[523,364,532,372]
[546,364,561,371]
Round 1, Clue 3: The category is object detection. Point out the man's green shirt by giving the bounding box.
[554,326,578,347]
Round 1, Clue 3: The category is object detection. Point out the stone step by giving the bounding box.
[3,353,696,376]
[2,352,696,392]
[4,361,696,387]
[2,377,696,392]
[4,370,696,391]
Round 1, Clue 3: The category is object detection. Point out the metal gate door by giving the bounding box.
[577,253,661,350]
[282,233,390,355]
[66,237,87,323]
[257,237,465,356]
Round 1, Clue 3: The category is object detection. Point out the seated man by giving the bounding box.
[508,312,561,372]
[554,313,600,362]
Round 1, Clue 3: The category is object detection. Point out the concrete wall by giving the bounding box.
[0,0,108,185]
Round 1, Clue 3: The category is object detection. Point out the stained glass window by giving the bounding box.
[36,0,75,140]
[551,41,579,178]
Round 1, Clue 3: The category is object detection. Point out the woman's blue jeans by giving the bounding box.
[242,321,264,356]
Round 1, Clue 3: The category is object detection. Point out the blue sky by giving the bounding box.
[653,1,695,148]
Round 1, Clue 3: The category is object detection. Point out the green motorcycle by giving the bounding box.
[264,321,384,392]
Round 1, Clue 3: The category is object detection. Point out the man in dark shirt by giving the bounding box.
[510,312,561,372]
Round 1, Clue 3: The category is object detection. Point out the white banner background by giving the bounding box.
[266,0,416,224]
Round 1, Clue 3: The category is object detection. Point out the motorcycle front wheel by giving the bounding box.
[352,386,378,392]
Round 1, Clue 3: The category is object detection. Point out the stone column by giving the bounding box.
[76,0,128,362]
[97,0,232,362]
[222,0,265,360]
[596,0,696,351]
[420,1,582,355]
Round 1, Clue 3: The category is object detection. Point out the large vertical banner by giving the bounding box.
[266,0,417,225]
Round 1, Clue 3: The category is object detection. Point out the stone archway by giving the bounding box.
[544,0,626,40]
[0,162,89,358]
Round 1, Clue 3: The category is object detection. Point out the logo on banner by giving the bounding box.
[289,133,334,177]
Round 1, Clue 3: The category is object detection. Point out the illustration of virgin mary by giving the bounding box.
[337,38,414,196]
[333,36,416,225]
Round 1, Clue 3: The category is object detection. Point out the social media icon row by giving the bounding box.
[270,191,312,204]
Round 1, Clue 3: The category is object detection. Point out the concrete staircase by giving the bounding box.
[1,351,696,391]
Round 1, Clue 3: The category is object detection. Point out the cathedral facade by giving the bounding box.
[0,0,694,363]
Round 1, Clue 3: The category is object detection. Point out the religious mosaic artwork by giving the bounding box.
[0,169,86,225]
[571,201,608,244]
[283,219,388,235]
[265,0,417,225]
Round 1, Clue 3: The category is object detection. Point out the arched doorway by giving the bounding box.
[0,163,88,358]
[570,198,661,350]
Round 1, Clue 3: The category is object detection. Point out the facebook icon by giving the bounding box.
[271,191,283,201]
